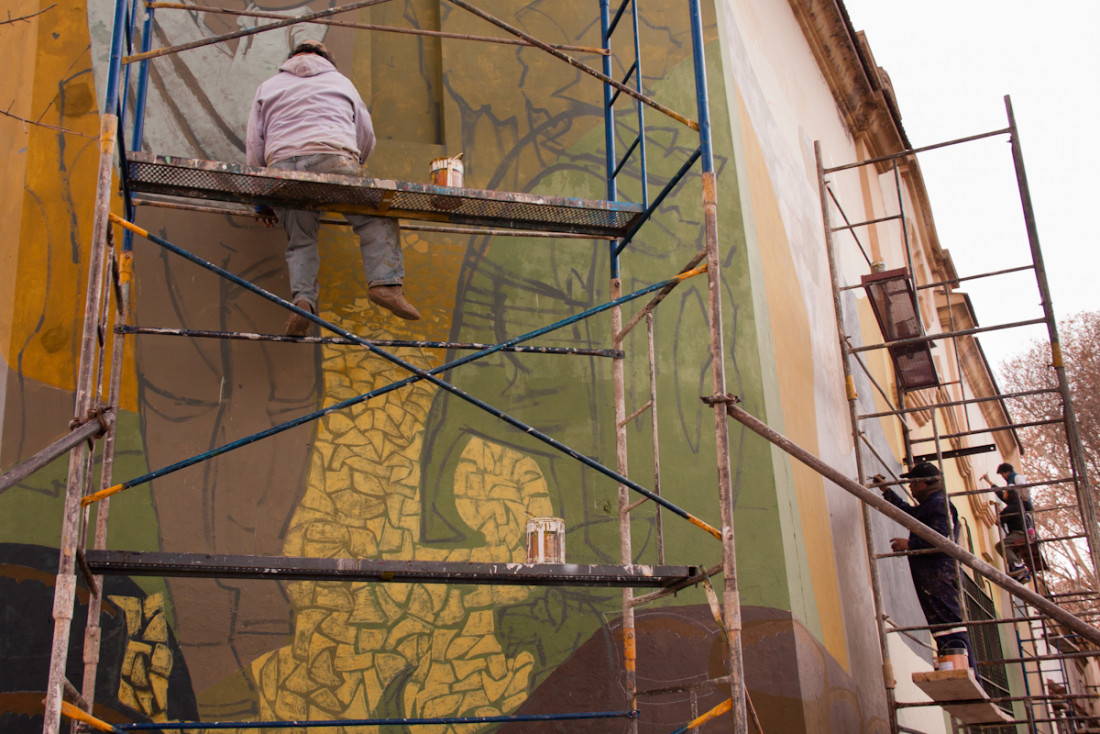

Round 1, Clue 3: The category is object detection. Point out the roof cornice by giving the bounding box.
[786,0,910,157]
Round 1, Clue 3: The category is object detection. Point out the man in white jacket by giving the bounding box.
[246,40,420,335]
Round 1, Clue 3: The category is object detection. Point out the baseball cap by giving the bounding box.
[900,461,941,480]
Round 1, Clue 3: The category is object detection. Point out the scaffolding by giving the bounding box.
[7,2,1100,734]
[16,0,751,732]
[817,98,1100,732]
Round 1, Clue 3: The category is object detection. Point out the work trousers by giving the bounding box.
[911,557,974,667]
[271,153,403,310]
[996,529,1031,568]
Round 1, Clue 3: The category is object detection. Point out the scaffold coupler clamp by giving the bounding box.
[701,392,740,408]
[70,407,115,448]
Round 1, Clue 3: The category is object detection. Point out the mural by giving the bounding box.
[0,0,888,731]
[0,543,197,732]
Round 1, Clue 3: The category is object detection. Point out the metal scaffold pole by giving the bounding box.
[42,0,127,730]
[689,1,747,731]
[723,402,1100,648]
[79,232,132,720]
[1005,94,1100,587]
[816,140,900,734]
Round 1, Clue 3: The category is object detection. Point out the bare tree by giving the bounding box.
[1000,311,1100,616]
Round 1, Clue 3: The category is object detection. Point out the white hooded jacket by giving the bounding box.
[246,53,375,168]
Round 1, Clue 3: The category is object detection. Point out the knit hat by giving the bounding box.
[290,40,332,64]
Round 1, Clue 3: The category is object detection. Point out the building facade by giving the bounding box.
[1,1,1081,732]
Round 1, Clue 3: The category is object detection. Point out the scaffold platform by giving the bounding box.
[125,152,645,238]
[912,669,1015,725]
[84,550,700,588]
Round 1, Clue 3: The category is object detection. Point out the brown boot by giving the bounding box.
[369,285,421,320]
[285,298,314,337]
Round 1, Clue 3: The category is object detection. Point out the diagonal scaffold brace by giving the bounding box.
[705,393,1100,649]
[88,214,723,540]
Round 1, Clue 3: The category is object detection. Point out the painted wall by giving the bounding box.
[0,1,975,732]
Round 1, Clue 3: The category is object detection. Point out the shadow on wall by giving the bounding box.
[498,604,888,733]
[0,543,197,732]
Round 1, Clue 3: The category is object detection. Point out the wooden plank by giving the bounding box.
[912,669,1015,724]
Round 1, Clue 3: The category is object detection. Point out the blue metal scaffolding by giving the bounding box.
[32,1,750,733]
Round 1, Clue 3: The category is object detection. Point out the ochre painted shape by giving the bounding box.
[736,92,849,669]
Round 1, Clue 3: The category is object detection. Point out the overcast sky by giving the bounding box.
[839,1,1099,369]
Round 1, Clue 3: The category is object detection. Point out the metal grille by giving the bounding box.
[962,573,1013,717]
[860,267,939,390]
[126,153,644,237]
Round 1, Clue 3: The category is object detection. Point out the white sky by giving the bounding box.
[839,1,1100,369]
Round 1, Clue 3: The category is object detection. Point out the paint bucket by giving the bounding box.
[935,647,968,671]
[430,154,464,188]
[429,154,464,211]
[526,517,565,563]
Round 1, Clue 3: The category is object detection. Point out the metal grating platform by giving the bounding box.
[84,550,699,588]
[126,152,644,238]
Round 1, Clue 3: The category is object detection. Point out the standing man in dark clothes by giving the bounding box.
[983,462,1036,581]
[875,461,973,666]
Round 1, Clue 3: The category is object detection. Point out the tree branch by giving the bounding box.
[2,4,56,25]
[0,106,96,139]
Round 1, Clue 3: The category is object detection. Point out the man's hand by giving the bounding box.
[869,473,887,489]
[890,537,909,552]
[254,206,279,228]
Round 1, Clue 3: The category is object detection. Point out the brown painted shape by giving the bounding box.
[132,206,313,700]
[500,605,890,733]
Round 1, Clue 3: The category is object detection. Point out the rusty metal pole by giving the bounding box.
[689,2,746,731]
[724,401,1100,648]
[42,1,126,730]
[43,129,113,734]
[816,141,899,734]
[0,419,108,495]
[1005,95,1100,588]
[647,313,666,565]
[612,277,639,733]
[80,245,131,719]
[601,5,637,729]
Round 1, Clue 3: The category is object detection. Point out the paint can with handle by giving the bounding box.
[429,153,464,210]
[935,647,969,671]
[429,153,464,188]
[526,517,565,563]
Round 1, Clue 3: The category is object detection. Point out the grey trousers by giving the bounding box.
[996,529,1030,568]
[271,153,403,310]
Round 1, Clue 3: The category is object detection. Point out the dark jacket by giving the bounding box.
[997,491,1034,535]
[882,486,959,561]
[995,470,1033,534]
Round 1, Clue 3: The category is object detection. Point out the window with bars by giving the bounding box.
[962,573,1014,721]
